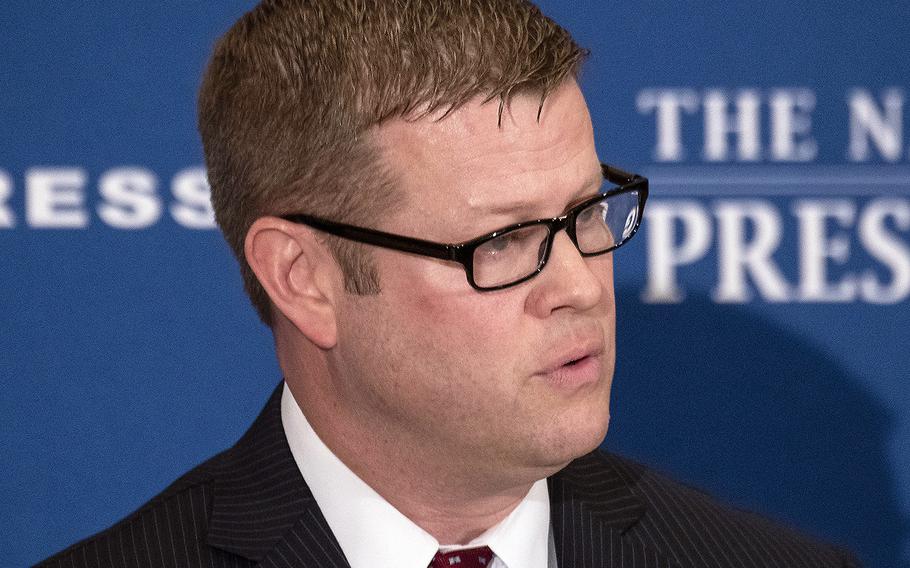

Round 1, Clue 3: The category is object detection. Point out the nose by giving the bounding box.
[525,230,607,318]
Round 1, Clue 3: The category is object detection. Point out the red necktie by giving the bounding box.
[428,546,494,568]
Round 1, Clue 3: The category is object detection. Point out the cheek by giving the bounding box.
[381,268,533,394]
[399,284,520,352]
[385,251,522,339]
[590,252,615,285]
[339,285,525,434]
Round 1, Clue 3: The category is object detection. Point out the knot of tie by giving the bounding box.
[428,546,494,568]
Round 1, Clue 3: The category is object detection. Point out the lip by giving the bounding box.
[537,340,605,389]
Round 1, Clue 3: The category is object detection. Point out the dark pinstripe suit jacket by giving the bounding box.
[39,384,861,568]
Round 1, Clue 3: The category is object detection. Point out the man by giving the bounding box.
[41,1,859,567]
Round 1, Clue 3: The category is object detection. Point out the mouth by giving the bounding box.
[539,343,604,390]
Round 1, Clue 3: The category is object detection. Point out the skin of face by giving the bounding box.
[318,79,616,497]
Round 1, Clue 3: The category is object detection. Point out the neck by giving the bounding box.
[284,376,541,544]
[366,472,533,544]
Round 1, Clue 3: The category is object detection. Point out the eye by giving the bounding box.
[487,233,513,252]
[481,232,519,256]
[584,201,609,221]
[576,207,597,225]
[474,225,547,261]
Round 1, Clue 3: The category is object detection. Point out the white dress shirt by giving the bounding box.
[281,382,554,568]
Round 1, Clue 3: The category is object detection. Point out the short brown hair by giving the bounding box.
[198,0,587,325]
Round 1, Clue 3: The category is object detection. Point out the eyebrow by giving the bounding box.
[485,169,605,216]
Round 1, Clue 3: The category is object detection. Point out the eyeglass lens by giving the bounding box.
[470,189,642,289]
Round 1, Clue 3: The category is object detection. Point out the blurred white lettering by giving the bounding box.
[171,168,215,229]
[793,200,857,301]
[0,170,13,228]
[640,198,910,305]
[98,168,162,229]
[703,89,762,162]
[849,89,904,162]
[639,88,824,163]
[713,201,791,302]
[26,168,88,228]
[636,89,699,162]
[859,199,910,303]
[642,201,712,303]
[770,89,818,162]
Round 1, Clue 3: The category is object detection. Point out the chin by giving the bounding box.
[532,411,611,472]
[570,412,611,456]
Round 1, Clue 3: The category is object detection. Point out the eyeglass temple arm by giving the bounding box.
[283,214,458,261]
[602,163,642,186]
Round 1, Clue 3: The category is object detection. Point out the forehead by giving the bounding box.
[373,81,599,227]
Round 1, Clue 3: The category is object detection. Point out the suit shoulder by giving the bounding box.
[35,450,245,568]
[592,450,862,567]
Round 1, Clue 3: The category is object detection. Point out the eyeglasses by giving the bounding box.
[283,163,648,291]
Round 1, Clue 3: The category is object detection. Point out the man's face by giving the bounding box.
[331,80,614,485]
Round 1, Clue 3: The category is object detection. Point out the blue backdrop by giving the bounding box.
[2,2,908,567]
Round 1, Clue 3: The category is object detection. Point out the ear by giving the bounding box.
[245,216,340,349]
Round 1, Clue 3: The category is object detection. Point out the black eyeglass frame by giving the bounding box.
[282,163,649,291]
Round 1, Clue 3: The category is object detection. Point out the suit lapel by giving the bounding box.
[549,451,678,568]
[205,383,351,567]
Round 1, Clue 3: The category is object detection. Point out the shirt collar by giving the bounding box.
[281,382,551,568]
[438,478,550,568]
